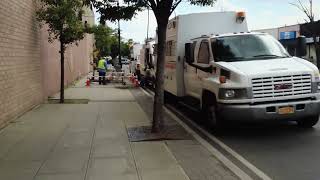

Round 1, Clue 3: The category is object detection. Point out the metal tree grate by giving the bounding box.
[127,125,193,142]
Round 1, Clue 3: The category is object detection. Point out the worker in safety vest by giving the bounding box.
[97,58,107,85]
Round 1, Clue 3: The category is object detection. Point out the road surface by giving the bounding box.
[168,98,320,180]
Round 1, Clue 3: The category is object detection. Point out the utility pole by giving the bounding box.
[221,0,224,12]
[147,7,150,41]
[117,0,122,68]
[310,0,313,21]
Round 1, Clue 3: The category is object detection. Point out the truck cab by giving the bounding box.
[184,32,320,128]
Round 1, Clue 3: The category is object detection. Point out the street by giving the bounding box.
[161,91,320,180]
[216,122,320,180]
[2,1,320,180]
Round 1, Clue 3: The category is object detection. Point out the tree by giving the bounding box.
[37,0,87,103]
[291,0,320,66]
[91,24,115,57]
[109,36,131,59]
[121,40,132,57]
[91,24,133,59]
[93,0,216,133]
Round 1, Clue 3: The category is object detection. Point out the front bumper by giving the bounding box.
[217,99,320,122]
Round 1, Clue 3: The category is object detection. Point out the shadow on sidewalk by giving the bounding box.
[128,88,193,142]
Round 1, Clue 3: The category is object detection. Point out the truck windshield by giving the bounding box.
[211,34,290,62]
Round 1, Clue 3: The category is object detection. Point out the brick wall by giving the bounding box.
[40,6,94,99]
[0,1,95,128]
[0,0,43,128]
[40,30,94,98]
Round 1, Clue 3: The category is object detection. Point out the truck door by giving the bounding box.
[195,40,212,95]
[185,39,211,98]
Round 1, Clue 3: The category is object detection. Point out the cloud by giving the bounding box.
[93,0,320,43]
[105,9,157,43]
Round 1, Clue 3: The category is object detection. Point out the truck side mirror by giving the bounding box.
[296,36,307,57]
[185,43,194,64]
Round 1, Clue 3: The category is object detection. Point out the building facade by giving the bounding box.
[0,0,94,128]
[254,22,319,64]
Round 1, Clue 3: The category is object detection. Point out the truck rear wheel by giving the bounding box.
[297,116,319,128]
[164,90,172,104]
[206,104,222,131]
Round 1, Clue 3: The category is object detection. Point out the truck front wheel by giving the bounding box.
[206,104,222,131]
[297,116,319,128]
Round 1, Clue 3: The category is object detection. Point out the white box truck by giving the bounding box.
[162,11,320,128]
[140,38,157,87]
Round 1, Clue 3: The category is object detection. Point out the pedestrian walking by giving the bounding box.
[97,58,107,85]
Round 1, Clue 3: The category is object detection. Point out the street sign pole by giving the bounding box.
[117,0,122,68]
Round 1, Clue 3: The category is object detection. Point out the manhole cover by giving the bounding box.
[127,125,193,142]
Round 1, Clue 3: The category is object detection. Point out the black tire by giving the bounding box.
[206,104,222,131]
[164,91,169,103]
[164,91,176,104]
[297,116,319,128]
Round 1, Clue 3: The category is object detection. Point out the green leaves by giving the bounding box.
[92,0,142,23]
[36,0,87,49]
[188,0,216,6]
[91,24,132,58]
[91,25,115,57]
[90,0,216,24]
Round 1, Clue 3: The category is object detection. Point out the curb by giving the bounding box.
[140,87,272,180]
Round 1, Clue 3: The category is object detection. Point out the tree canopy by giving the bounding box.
[36,0,89,103]
[91,0,215,24]
[87,0,216,133]
[90,24,132,58]
[37,0,86,47]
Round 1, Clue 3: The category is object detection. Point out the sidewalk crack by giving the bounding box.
[124,122,143,180]
[83,110,99,180]
[32,124,70,180]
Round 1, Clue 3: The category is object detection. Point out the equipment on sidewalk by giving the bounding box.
[86,78,91,87]
[87,71,141,87]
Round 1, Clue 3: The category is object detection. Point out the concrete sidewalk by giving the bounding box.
[0,79,239,180]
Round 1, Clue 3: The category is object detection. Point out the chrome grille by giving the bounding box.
[252,74,312,99]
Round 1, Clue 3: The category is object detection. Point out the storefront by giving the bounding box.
[279,31,298,56]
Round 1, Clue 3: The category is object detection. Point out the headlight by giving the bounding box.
[225,90,235,98]
[219,89,248,99]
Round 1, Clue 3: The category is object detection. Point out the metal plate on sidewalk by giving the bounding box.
[47,99,89,104]
[127,125,193,142]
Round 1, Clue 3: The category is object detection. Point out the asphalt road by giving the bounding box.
[170,101,320,180]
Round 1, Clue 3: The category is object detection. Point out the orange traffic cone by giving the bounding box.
[134,78,140,87]
[86,78,91,87]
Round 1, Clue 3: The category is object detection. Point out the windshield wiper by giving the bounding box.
[217,57,246,62]
[253,54,288,58]
[227,57,246,60]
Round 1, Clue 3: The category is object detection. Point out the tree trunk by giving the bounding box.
[60,41,65,104]
[151,22,168,133]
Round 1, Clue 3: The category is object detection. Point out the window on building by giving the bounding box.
[198,40,210,64]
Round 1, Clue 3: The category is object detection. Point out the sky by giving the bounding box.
[94,0,320,43]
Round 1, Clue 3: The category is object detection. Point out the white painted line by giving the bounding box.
[165,107,253,180]
[166,107,272,180]
[140,88,272,180]
[139,88,250,180]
